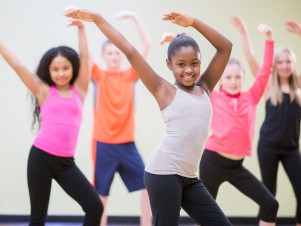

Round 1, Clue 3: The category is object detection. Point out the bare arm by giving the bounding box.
[114,11,152,58]
[68,20,90,100]
[64,8,166,103]
[0,41,47,100]
[185,16,233,92]
[286,20,301,84]
[231,16,260,77]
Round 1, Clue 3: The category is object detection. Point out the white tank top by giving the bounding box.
[145,86,212,178]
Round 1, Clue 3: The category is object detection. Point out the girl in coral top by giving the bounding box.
[232,17,301,226]
[199,23,278,226]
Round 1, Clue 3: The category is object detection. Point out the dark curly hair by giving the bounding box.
[31,46,80,131]
[167,33,200,61]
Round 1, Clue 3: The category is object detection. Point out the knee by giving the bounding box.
[260,197,279,222]
[84,197,103,218]
[94,198,104,217]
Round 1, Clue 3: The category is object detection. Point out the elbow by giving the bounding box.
[226,40,233,53]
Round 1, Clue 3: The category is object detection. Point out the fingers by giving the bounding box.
[257,24,272,38]
[162,12,180,21]
[160,32,176,45]
[63,4,80,15]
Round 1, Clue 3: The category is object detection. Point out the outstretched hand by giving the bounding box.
[257,24,272,39]
[162,12,194,27]
[231,16,247,34]
[160,32,176,45]
[285,20,301,35]
[64,5,96,22]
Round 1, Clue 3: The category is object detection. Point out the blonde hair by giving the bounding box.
[269,47,301,106]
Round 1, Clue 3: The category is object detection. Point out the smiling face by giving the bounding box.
[49,55,73,89]
[276,50,295,81]
[220,63,244,95]
[167,46,201,87]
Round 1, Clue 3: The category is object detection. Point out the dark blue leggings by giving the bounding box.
[27,146,103,226]
[144,171,232,226]
[258,147,301,224]
[199,150,278,223]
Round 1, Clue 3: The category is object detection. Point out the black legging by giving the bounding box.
[199,149,279,223]
[27,146,103,226]
[144,171,232,226]
[258,146,301,224]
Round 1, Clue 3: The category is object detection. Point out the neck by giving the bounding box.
[222,89,241,98]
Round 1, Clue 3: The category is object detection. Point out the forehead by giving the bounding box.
[222,64,244,76]
[172,46,200,59]
[50,55,71,66]
[277,51,292,61]
[103,43,121,53]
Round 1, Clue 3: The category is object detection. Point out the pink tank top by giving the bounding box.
[34,86,83,157]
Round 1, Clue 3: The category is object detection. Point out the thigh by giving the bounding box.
[94,142,119,195]
[144,172,182,226]
[182,178,232,226]
[119,142,145,192]
[55,161,101,211]
[199,150,230,198]
[229,166,275,206]
[257,147,279,194]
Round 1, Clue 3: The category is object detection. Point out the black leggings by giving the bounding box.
[258,146,301,223]
[144,171,232,226]
[27,146,103,226]
[199,150,278,223]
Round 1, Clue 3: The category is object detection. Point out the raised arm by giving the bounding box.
[231,16,259,77]
[68,20,90,100]
[174,14,234,92]
[286,20,301,36]
[113,10,152,58]
[64,8,166,102]
[0,41,46,99]
[285,20,301,84]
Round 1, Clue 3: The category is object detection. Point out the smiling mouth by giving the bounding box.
[183,75,194,79]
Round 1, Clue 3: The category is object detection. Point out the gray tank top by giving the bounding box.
[145,86,212,178]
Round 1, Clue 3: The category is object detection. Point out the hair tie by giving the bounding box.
[176,32,187,37]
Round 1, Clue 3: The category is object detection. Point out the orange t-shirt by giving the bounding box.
[91,64,138,144]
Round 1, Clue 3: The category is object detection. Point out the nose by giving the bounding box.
[185,66,193,74]
[58,70,64,76]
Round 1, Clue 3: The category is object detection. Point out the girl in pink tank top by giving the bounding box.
[0,19,102,226]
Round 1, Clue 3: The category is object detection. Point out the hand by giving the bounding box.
[162,12,194,27]
[285,20,301,35]
[67,19,84,28]
[160,32,176,45]
[113,10,137,20]
[257,24,272,39]
[64,6,96,22]
[231,16,247,34]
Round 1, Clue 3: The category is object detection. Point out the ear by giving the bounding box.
[166,59,172,71]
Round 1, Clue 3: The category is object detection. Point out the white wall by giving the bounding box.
[0,0,300,218]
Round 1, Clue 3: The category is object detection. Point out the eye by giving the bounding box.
[192,62,199,67]
[177,63,185,67]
